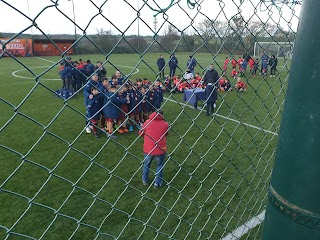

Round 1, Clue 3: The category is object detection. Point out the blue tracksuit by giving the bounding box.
[61,65,73,79]
[83,80,101,106]
[98,84,109,111]
[146,90,154,112]
[128,89,142,114]
[169,56,178,77]
[86,63,95,76]
[72,67,82,91]
[262,60,268,70]
[87,95,101,120]
[153,87,163,109]
[187,58,197,74]
[103,92,127,119]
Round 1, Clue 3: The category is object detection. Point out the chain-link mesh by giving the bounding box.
[0,0,301,239]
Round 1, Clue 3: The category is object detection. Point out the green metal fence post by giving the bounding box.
[262,1,320,239]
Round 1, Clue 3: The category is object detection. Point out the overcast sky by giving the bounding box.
[0,0,301,36]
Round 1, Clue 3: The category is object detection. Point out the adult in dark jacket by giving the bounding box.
[157,55,165,79]
[169,53,178,77]
[139,111,169,188]
[61,62,73,90]
[95,61,107,81]
[269,55,278,77]
[72,61,82,91]
[203,64,219,85]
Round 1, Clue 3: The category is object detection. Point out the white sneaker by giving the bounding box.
[85,127,92,134]
[214,103,216,108]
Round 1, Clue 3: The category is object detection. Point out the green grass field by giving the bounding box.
[0,53,290,239]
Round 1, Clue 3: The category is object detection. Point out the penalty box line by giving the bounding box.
[164,97,278,137]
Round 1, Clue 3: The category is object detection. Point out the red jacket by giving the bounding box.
[139,112,169,156]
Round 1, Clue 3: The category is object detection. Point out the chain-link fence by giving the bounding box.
[0,0,301,239]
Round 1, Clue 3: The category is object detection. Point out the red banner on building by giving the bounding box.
[0,38,33,57]
[33,42,74,56]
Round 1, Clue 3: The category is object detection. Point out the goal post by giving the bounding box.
[254,41,294,58]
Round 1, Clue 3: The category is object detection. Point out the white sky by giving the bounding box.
[0,0,301,36]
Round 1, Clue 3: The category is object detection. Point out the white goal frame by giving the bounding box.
[253,41,294,59]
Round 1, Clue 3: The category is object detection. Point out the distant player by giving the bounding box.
[235,77,246,92]
[262,59,269,77]
[222,57,229,75]
[230,68,238,78]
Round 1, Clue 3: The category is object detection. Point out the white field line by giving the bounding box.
[164,97,278,136]
[35,56,55,63]
[12,57,139,80]
[221,210,266,240]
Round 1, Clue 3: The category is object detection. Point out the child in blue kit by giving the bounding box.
[262,59,268,77]
[153,81,163,110]
[128,83,142,131]
[103,86,129,138]
[87,87,101,138]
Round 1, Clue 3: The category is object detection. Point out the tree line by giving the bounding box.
[1,17,294,55]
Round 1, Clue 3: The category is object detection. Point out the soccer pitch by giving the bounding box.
[0,53,290,239]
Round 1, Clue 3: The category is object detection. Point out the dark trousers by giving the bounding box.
[159,69,165,79]
[65,78,73,91]
[252,67,258,75]
[74,80,82,92]
[61,78,66,89]
[170,68,176,77]
[271,67,277,75]
[206,102,215,115]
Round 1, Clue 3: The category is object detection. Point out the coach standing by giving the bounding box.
[169,53,178,77]
[157,55,165,79]
[203,64,219,85]
[139,111,169,189]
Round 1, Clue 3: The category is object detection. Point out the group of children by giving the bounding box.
[226,53,277,79]
[85,76,164,138]
[83,55,256,138]
[163,72,246,94]
[225,56,260,78]
[59,57,106,92]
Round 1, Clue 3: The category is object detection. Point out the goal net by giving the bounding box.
[254,42,294,59]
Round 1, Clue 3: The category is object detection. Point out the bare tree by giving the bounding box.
[160,25,180,52]
[128,37,148,53]
[96,28,118,53]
